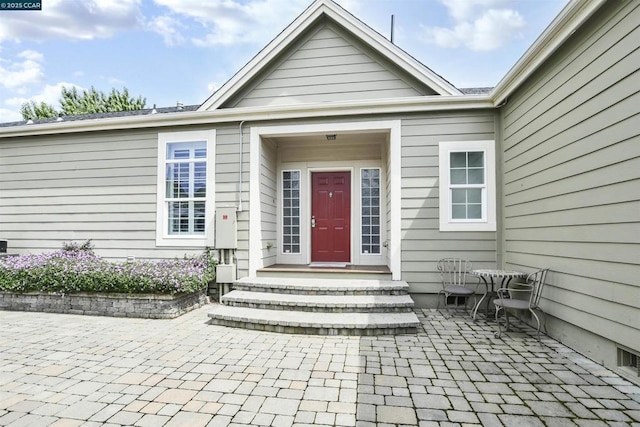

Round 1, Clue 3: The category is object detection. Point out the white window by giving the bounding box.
[282,170,301,254]
[361,168,381,254]
[156,130,215,246]
[439,140,496,231]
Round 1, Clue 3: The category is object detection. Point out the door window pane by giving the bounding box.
[361,168,381,254]
[282,171,301,254]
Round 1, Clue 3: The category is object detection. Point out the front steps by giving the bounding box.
[208,277,420,335]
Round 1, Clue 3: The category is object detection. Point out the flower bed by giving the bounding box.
[0,242,215,318]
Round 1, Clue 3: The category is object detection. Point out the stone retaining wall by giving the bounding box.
[0,290,209,319]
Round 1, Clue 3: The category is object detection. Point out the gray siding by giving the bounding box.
[400,111,497,296]
[223,20,436,109]
[0,129,164,259]
[500,0,640,360]
[260,139,277,265]
[214,125,249,274]
[0,125,244,262]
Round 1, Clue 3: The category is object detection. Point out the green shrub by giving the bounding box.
[0,247,215,295]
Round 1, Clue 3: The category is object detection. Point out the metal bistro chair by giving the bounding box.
[436,258,479,316]
[494,268,549,340]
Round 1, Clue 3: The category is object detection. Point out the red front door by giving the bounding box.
[311,171,351,262]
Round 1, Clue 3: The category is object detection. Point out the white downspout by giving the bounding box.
[238,121,245,212]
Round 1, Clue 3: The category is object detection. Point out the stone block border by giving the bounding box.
[0,290,209,319]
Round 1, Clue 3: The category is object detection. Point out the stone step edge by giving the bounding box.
[221,302,413,313]
[234,277,409,292]
[208,318,417,336]
[222,290,415,309]
[208,305,420,329]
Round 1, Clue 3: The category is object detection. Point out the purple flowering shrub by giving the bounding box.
[0,243,215,295]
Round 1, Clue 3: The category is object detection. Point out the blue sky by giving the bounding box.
[0,0,568,123]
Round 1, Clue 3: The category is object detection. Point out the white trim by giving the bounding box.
[250,120,401,139]
[156,130,216,247]
[280,169,303,257]
[492,0,606,106]
[438,140,496,232]
[249,120,402,279]
[276,161,385,267]
[249,126,262,276]
[389,120,402,280]
[359,167,383,257]
[199,0,460,111]
[277,167,307,265]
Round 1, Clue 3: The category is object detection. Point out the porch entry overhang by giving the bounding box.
[250,120,402,280]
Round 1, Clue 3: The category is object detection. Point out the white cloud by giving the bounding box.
[6,82,84,108]
[0,108,22,123]
[439,0,510,21]
[420,0,525,52]
[105,76,126,86]
[148,15,185,46]
[0,50,45,93]
[0,0,143,43]
[150,0,309,46]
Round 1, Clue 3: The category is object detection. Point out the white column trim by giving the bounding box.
[249,126,261,277]
[389,120,402,280]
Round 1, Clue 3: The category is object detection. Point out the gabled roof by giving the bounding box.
[198,0,462,111]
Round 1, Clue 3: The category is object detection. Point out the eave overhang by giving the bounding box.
[0,95,492,138]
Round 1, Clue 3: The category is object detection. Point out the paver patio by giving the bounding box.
[0,306,639,426]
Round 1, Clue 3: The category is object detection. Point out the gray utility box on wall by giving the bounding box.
[216,264,236,284]
[215,207,237,249]
[215,207,237,286]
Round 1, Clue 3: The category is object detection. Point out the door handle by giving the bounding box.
[311,216,316,228]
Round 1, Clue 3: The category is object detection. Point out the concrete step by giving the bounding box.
[233,277,409,295]
[207,305,420,335]
[221,290,414,312]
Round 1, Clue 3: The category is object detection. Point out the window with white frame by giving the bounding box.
[361,168,381,254]
[282,170,301,254]
[439,140,496,231]
[156,130,215,246]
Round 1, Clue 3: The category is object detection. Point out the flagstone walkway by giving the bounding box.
[0,306,638,426]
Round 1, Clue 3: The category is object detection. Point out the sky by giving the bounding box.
[0,0,569,123]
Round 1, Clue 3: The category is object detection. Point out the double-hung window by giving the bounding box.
[439,140,496,231]
[156,130,215,246]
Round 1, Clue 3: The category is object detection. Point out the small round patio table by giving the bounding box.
[470,269,526,320]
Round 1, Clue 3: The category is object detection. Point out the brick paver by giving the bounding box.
[0,307,639,426]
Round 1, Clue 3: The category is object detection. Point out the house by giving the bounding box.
[0,0,638,381]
